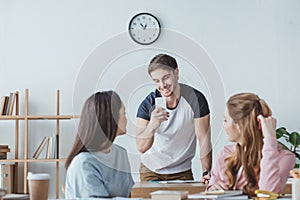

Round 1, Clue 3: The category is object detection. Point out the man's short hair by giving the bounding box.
[148,54,178,74]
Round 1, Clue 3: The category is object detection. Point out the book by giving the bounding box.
[0,148,10,153]
[156,180,203,184]
[32,137,49,159]
[151,190,188,200]
[46,136,53,159]
[55,134,59,159]
[0,97,6,115]
[52,135,56,159]
[7,93,16,115]
[3,194,30,199]
[0,96,9,115]
[52,134,58,159]
[188,190,244,199]
[5,93,13,115]
[0,145,10,159]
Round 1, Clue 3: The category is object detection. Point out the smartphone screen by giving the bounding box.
[155,97,166,109]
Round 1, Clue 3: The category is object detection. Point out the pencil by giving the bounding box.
[290,170,298,179]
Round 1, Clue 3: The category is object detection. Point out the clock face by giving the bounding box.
[128,13,161,45]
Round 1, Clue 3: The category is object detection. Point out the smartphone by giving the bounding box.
[155,97,166,109]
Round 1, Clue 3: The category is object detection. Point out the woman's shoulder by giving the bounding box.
[111,144,128,155]
[217,144,236,158]
[67,152,96,172]
[73,151,88,159]
[71,152,94,165]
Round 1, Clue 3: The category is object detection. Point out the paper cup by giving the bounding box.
[292,178,300,200]
[27,172,50,200]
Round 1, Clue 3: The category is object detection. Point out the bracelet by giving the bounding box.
[202,171,211,177]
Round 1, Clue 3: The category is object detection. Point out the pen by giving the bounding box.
[290,170,298,179]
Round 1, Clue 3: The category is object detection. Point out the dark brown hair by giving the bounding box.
[148,54,178,74]
[225,93,272,195]
[65,91,122,169]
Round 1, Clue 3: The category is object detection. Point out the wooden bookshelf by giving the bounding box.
[0,89,79,198]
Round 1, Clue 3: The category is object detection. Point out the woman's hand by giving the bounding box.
[208,180,229,191]
[201,171,211,184]
[257,115,277,138]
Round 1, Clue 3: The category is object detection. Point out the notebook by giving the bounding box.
[188,190,246,199]
[156,180,202,184]
[151,190,188,200]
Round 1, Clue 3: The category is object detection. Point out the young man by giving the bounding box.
[136,54,212,183]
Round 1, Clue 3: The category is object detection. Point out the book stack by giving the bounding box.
[0,92,17,116]
[151,190,188,200]
[0,145,10,160]
[32,135,58,159]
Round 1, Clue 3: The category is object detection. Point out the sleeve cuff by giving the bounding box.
[263,136,278,151]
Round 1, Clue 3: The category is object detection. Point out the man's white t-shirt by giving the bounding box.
[137,83,210,174]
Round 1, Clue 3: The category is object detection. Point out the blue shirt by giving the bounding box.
[65,144,134,198]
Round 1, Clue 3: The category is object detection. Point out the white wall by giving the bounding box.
[1,0,300,198]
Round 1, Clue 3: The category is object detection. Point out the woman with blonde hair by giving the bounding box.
[65,91,134,198]
[207,93,295,195]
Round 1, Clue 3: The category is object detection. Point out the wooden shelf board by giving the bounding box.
[0,158,66,163]
[0,115,79,120]
[27,115,79,120]
[27,158,67,162]
[0,116,25,120]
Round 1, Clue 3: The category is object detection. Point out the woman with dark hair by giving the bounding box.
[207,93,295,195]
[65,91,134,198]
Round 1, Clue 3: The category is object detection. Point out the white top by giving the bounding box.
[65,144,134,198]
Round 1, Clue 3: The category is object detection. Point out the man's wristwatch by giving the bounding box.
[202,171,211,177]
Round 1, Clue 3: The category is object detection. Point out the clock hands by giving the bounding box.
[139,23,147,30]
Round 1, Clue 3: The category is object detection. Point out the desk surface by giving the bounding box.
[131,182,292,199]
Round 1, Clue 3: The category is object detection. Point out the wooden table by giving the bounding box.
[282,182,291,195]
[131,182,292,199]
[131,182,206,198]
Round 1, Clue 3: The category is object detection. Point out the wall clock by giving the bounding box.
[128,12,161,45]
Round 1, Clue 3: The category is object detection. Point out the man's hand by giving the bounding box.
[148,107,169,130]
[136,107,169,153]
